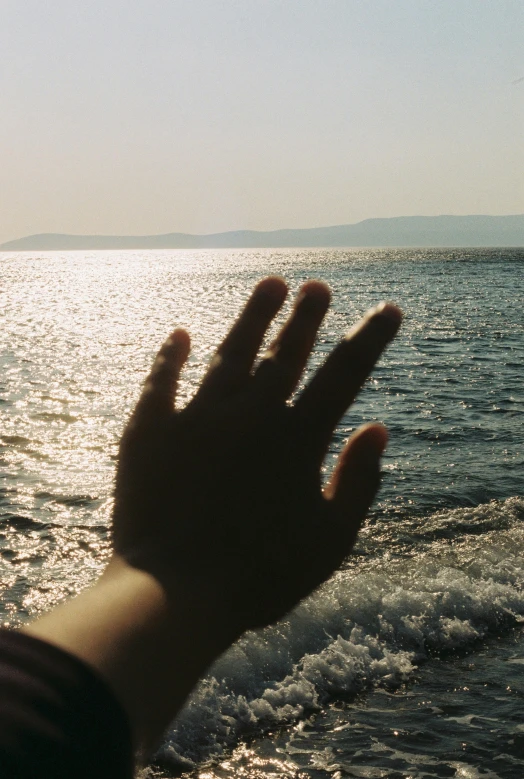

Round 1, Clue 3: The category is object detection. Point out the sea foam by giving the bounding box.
[150,497,524,771]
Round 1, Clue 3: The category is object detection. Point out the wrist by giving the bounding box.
[103,553,241,652]
[24,554,239,755]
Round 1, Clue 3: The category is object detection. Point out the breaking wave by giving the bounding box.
[152,497,524,771]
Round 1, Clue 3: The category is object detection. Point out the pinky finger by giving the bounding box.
[324,423,387,548]
[132,329,191,425]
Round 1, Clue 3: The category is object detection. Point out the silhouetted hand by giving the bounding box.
[112,278,401,637]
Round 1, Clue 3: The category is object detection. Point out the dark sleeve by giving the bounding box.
[0,630,133,779]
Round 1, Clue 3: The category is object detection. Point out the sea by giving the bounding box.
[1,248,523,778]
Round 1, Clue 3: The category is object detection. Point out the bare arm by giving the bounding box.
[24,277,401,761]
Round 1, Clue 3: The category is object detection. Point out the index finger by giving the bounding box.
[197,277,288,399]
[295,302,402,459]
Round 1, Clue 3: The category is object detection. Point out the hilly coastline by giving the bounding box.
[1,215,523,251]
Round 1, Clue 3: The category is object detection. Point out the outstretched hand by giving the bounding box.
[23,277,403,756]
[112,277,402,637]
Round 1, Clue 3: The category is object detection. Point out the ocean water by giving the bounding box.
[1,247,523,778]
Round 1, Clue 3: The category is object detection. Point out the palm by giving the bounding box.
[112,278,401,632]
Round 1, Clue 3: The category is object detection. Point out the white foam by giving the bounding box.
[152,497,524,771]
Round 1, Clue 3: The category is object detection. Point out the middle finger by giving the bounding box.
[253,281,331,400]
[295,302,402,460]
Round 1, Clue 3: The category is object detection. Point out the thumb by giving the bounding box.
[325,423,388,548]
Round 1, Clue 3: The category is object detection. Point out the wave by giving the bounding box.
[0,513,43,532]
[364,494,524,550]
[0,512,109,536]
[34,491,100,508]
[30,411,80,423]
[152,497,524,772]
[0,435,34,446]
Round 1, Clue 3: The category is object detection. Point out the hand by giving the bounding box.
[112,277,401,636]
[24,277,402,757]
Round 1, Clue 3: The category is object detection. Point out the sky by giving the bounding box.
[1,0,523,244]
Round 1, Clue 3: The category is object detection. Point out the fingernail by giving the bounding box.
[257,277,288,302]
[359,423,388,456]
[297,289,329,315]
[373,301,403,324]
[345,303,399,340]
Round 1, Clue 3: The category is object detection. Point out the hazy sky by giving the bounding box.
[1,0,523,244]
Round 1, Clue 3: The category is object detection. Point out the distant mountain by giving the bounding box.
[1,215,523,251]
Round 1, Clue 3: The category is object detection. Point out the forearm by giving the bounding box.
[22,555,234,758]
[17,280,400,769]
